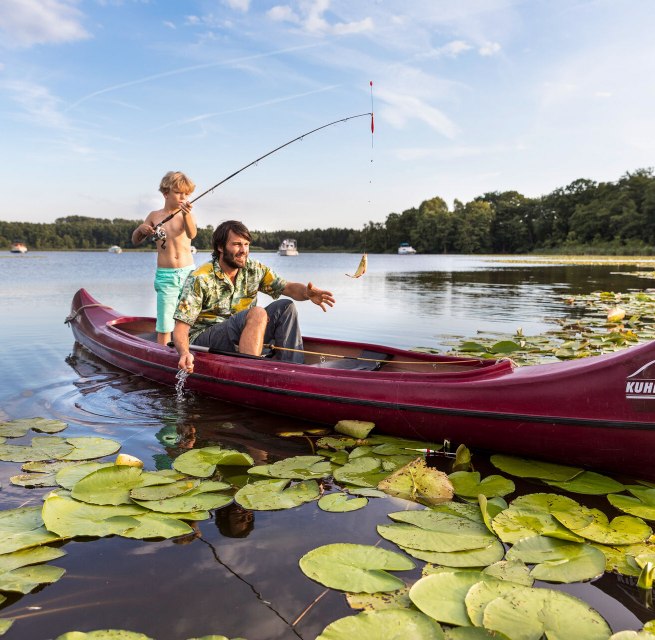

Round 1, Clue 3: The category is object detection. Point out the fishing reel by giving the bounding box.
[150,225,166,243]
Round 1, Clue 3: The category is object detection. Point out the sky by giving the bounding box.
[1,0,654,232]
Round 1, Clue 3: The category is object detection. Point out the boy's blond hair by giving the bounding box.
[159,171,195,195]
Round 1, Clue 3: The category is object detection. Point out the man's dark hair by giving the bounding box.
[212,220,252,260]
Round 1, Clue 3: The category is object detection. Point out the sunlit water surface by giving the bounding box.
[0,251,652,639]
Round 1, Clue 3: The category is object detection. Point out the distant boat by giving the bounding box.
[10,242,27,254]
[398,242,417,255]
[190,246,197,254]
[108,246,122,254]
[278,239,299,256]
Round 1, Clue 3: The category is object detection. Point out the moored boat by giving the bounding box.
[108,245,122,254]
[278,239,299,256]
[10,241,28,254]
[398,242,416,255]
[67,288,655,480]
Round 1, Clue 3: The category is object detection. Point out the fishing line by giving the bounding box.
[150,111,373,245]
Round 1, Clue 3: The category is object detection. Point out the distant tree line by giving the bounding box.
[2,168,654,254]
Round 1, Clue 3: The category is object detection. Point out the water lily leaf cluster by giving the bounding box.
[444,289,655,365]
[0,418,68,438]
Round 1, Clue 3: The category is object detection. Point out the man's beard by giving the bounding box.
[221,247,247,269]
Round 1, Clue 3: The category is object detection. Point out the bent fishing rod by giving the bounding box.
[151,111,374,243]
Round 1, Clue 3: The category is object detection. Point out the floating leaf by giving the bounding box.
[346,586,412,612]
[316,436,360,450]
[61,437,121,461]
[129,479,200,501]
[173,447,254,478]
[335,420,375,439]
[377,458,454,505]
[482,587,611,640]
[0,546,66,573]
[55,462,115,489]
[235,478,319,510]
[316,609,444,640]
[10,471,59,488]
[248,455,333,480]
[410,571,483,626]
[608,486,655,521]
[401,539,505,568]
[318,493,368,512]
[491,505,583,544]
[299,543,413,593]
[0,564,65,594]
[0,436,74,463]
[489,340,521,354]
[553,507,652,545]
[333,457,390,488]
[592,540,655,577]
[42,494,144,538]
[0,506,60,554]
[0,418,67,437]
[490,455,582,482]
[133,482,232,514]
[506,536,606,582]
[120,512,194,540]
[0,620,12,635]
[464,578,529,627]
[481,560,534,586]
[55,632,153,639]
[71,466,144,505]
[449,472,515,499]
[545,471,625,495]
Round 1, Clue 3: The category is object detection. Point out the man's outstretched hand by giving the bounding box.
[307,282,335,312]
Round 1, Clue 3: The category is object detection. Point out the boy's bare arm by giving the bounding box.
[132,212,157,246]
[181,202,197,240]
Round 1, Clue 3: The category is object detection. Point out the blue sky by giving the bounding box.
[1,0,653,232]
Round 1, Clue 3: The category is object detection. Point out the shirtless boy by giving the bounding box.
[132,171,198,346]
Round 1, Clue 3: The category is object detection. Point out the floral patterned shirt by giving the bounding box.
[173,258,287,343]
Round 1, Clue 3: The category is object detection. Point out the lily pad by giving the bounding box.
[0,436,74,462]
[490,455,583,482]
[553,507,652,545]
[464,578,530,626]
[316,609,444,640]
[0,506,61,554]
[129,479,200,501]
[608,486,655,521]
[377,458,454,505]
[55,462,115,489]
[333,457,391,488]
[71,466,144,505]
[401,539,506,568]
[120,512,194,539]
[0,417,67,437]
[449,471,515,499]
[133,484,232,514]
[299,543,414,593]
[506,536,606,582]
[0,564,66,594]
[335,420,376,439]
[318,493,368,512]
[545,471,625,495]
[173,447,254,477]
[42,494,145,538]
[0,546,66,573]
[235,478,319,510]
[248,455,333,480]
[55,632,153,640]
[346,586,413,612]
[481,560,534,586]
[482,587,611,640]
[60,437,121,461]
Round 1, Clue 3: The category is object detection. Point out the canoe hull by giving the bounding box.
[67,289,655,480]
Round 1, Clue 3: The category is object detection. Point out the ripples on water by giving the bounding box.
[0,252,652,638]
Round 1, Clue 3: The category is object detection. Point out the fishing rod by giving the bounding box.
[151,111,374,244]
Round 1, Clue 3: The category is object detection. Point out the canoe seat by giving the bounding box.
[311,350,391,371]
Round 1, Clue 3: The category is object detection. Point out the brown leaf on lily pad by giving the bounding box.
[377,457,454,506]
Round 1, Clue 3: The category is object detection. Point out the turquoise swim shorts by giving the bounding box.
[154,265,195,333]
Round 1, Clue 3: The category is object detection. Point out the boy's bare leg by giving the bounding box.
[238,307,267,356]
[157,332,171,346]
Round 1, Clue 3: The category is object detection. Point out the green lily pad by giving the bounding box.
[71,466,144,505]
[592,541,655,577]
[0,564,66,594]
[0,417,67,437]
[444,628,509,639]
[482,560,534,586]
[553,507,652,545]
[409,571,483,626]
[0,506,61,554]
[316,436,360,450]
[60,437,121,461]
[506,535,606,582]
[55,462,115,489]
[333,457,391,488]
[478,495,507,533]
[248,455,333,480]
[449,471,515,498]
[482,587,611,640]
[0,620,12,635]
[173,447,254,477]
[400,539,506,568]
[335,420,375,439]
[133,482,232,513]
[299,543,414,593]
[379,510,496,553]
[377,458,454,505]
[346,586,413,612]
[235,478,319,510]
[0,436,74,462]
[0,545,66,573]
[318,492,368,512]
[129,479,200,501]
[545,471,625,495]
[42,494,144,538]
[120,512,194,539]
[490,455,583,482]
[608,486,655,521]
[11,471,60,488]
[464,578,529,626]
[316,609,444,640]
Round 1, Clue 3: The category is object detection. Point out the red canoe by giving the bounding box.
[67,289,655,480]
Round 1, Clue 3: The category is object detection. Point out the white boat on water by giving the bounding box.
[190,246,197,254]
[398,242,417,255]
[278,239,299,256]
[10,242,27,254]
[108,245,122,254]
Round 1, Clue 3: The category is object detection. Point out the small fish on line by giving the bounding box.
[346,253,367,278]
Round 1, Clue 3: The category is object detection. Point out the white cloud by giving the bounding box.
[479,41,501,56]
[0,0,90,49]
[378,91,459,139]
[223,0,251,12]
[266,0,373,36]
[3,79,69,130]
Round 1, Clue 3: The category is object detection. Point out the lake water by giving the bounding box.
[0,250,653,639]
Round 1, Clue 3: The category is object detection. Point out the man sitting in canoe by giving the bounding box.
[172,220,335,373]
